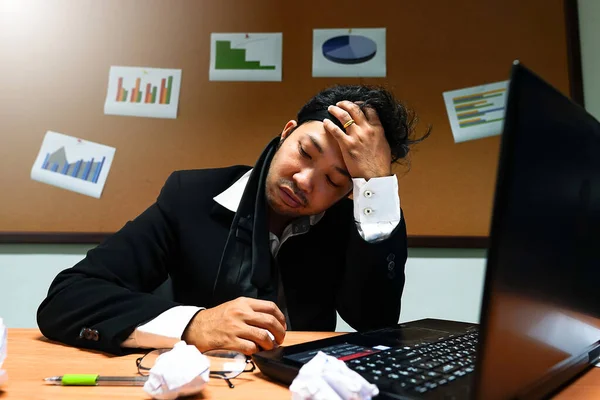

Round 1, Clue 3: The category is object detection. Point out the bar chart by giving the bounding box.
[115,75,174,105]
[443,80,509,143]
[215,40,276,70]
[453,88,507,128]
[209,33,282,81]
[104,66,182,119]
[41,147,106,184]
[31,131,116,199]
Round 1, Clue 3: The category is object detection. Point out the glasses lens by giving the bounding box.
[137,349,170,375]
[205,350,248,380]
[137,348,251,380]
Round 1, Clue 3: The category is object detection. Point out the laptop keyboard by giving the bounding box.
[344,332,479,395]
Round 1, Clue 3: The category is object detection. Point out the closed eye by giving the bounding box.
[299,141,343,188]
[326,176,341,188]
[298,142,312,160]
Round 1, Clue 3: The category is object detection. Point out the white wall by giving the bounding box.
[0,244,487,330]
[335,248,487,333]
[0,244,91,328]
[578,0,600,120]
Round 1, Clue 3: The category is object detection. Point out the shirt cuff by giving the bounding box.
[352,175,401,242]
[121,305,204,349]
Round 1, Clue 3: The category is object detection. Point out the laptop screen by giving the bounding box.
[476,63,600,399]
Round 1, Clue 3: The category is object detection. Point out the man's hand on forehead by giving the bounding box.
[323,100,392,180]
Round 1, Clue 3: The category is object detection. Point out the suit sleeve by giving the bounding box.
[37,172,185,355]
[335,209,408,332]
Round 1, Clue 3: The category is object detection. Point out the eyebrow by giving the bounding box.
[335,166,352,179]
[307,134,323,154]
[306,134,351,180]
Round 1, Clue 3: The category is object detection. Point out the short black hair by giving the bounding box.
[296,85,431,164]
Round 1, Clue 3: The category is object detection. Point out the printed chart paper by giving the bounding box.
[31,131,116,199]
[312,28,386,77]
[104,66,182,119]
[209,33,282,81]
[443,80,509,143]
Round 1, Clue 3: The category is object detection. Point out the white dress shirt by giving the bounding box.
[121,170,401,349]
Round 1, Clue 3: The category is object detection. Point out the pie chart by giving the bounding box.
[322,35,378,65]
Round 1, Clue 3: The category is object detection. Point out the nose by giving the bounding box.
[293,168,313,194]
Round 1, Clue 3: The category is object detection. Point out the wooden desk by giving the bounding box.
[0,329,599,399]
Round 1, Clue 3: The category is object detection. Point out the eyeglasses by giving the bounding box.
[136,348,256,389]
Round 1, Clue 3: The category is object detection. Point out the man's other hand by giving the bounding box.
[182,297,287,355]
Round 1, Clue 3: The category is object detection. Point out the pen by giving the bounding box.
[44,374,148,386]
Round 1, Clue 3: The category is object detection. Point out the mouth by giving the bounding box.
[279,186,303,208]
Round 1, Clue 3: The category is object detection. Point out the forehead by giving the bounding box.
[295,121,341,153]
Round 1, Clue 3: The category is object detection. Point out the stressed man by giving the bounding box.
[37,85,428,355]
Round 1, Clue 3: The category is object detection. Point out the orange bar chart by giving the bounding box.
[105,66,181,119]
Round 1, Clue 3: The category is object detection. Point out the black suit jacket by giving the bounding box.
[37,166,407,355]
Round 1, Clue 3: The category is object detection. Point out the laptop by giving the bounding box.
[252,61,600,399]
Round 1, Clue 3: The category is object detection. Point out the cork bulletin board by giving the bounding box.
[0,0,582,247]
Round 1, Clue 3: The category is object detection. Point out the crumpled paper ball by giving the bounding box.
[289,351,379,400]
[143,341,210,400]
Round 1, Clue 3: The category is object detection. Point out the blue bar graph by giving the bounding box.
[42,153,50,169]
[71,160,82,177]
[82,158,94,181]
[41,147,105,184]
[92,157,106,184]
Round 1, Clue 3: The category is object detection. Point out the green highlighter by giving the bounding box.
[44,374,148,386]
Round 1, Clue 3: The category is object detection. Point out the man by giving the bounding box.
[37,85,427,356]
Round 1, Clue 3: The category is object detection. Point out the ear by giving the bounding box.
[280,120,298,141]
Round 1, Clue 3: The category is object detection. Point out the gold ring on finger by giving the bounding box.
[343,119,355,129]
